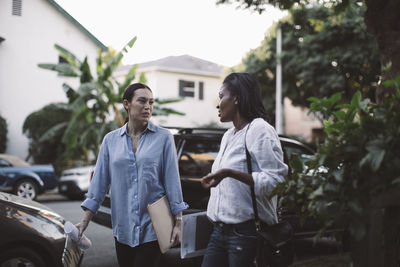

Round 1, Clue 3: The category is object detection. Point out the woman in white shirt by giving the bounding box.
[201,72,288,267]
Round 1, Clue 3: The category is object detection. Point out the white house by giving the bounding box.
[116,55,226,128]
[0,0,107,159]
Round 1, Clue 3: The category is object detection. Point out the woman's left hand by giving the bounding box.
[201,168,230,189]
[170,220,181,247]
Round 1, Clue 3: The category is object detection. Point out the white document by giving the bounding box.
[64,221,92,250]
[147,195,174,253]
[180,211,213,259]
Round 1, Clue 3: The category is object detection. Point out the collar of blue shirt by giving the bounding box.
[119,121,157,137]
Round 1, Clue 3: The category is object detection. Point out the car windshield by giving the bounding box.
[0,154,30,167]
[179,138,220,177]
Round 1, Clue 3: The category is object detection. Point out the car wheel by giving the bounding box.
[0,247,46,267]
[13,179,38,200]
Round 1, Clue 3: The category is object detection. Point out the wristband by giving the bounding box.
[175,216,182,221]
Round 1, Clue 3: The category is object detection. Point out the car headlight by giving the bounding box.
[39,210,65,229]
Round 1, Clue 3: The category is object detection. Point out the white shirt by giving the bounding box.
[207,118,288,225]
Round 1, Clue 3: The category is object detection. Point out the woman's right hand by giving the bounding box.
[76,209,94,239]
[201,168,230,189]
[75,220,89,239]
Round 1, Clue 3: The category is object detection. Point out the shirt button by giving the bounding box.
[134,195,137,199]
[134,179,137,182]
[135,211,139,214]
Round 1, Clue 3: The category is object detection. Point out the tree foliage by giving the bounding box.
[37,38,140,162]
[0,114,7,153]
[34,36,184,165]
[22,104,71,172]
[219,0,400,103]
[232,3,380,122]
[273,75,400,265]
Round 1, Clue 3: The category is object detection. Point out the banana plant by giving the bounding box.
[38,36,184,162]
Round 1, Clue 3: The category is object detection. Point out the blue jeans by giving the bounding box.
[201,220,258,267]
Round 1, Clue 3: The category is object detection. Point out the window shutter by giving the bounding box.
[12,0,22,16]
[199,82,204,100]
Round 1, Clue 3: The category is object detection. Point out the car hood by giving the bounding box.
[62,165,94,174]
[0,192,57,213]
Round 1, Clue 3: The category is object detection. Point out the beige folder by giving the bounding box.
[147,195,174,253]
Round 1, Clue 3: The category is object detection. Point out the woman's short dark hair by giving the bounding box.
[223,72,266,122]
[123,83,151,103]
[122,83,152,123]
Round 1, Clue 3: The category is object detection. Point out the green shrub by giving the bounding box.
[274,75,400,241]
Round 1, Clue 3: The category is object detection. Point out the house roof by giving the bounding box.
[119,55,225,78]
[47,0,107,51]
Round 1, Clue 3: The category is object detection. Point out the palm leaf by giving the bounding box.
[38,63,79,77]
[62,105,89,147]
[39,122,68,142]
[100,36,137,82]
[155,98,183,105]
[80,57,93,83]
[54,44,82,69]
[118,64,138,95]
[62,83,79,103]
[153,107,185,116]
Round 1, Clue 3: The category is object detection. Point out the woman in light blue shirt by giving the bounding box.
[201,73,288,267]
[76,83,188,267]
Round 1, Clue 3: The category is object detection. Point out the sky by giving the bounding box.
[55,0,286,67]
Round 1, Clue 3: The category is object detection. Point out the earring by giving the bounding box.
[234,101,238,104]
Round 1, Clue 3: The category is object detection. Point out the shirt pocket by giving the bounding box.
[141,160,159,183]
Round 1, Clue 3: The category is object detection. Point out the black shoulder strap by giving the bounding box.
[244,124,261,229]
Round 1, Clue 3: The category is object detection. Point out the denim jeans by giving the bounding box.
[201,220,258,267]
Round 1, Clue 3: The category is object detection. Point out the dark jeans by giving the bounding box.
[114,238,161,267]
[201,220,258,267]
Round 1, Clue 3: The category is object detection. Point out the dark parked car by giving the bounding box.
[0,154,58,200]
[0,191,83,267]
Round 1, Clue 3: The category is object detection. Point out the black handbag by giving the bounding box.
[244,125,295,267]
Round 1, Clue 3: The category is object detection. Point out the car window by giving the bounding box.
[0,158,12,167]
[179,138,220,177]
[282,142,314,163]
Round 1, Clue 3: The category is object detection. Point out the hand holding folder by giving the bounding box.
[147,195,175,253]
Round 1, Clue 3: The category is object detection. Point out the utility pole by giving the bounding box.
[275,24,283,134]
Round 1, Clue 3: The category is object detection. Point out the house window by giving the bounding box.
[58,56,68,64]
[12,0,22,16]
[179,80,195,97]
[178,80,205,100]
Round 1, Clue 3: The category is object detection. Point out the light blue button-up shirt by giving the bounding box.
[81,122,188,247]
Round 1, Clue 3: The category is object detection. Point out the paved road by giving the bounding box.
[37,192,350,267]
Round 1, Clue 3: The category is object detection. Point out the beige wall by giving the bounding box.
[284,97,322,142]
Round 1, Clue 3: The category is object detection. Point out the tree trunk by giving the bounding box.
[350,189,400,267]
[351,190,400,266]
[350,208,384,267]
[383,207,400,267]
[364,0,400,102]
